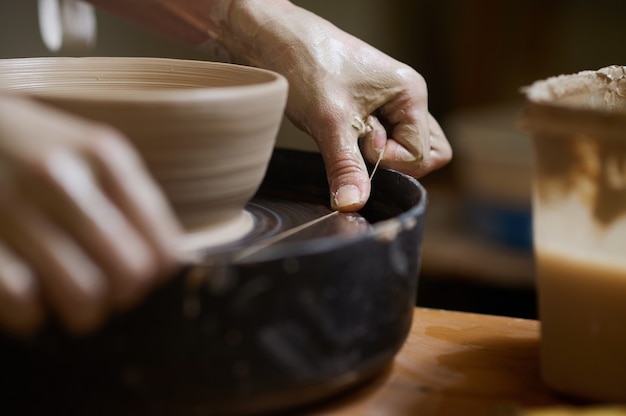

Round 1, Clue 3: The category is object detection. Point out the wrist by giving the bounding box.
[217,0,310,68]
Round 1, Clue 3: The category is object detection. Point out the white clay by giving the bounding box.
[0,57,288,252]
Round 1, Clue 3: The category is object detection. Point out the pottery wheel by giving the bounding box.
[185,197,371,263]
[0,149,427,416]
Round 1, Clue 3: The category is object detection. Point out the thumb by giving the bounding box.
[314,119,371,212]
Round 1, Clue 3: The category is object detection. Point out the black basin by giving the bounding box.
[0,149,427,415]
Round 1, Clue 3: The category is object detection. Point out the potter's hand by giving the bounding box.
[223,1,452,211]
[83,0,452,211]
[0,96,181,336]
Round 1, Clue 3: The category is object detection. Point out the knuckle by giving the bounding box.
[129,261,158,291]
[433,145,453,169]
[396,66,428,100]
[399,65,426,87]
[327,158,367,187]
[302,98,349,135]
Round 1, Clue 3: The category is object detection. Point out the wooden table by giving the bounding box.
[304,307,573,416]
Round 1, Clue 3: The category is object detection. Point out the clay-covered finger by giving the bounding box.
[0,192,108,334]
[312,120,371,212]
[360,115,387,164]
[3,99,168,311]
[362,112,451,178]
[0,240,44,336]
[378,72,431,164]
[386,113,450,177]
[423,113,452,173]
[18,149,158,311]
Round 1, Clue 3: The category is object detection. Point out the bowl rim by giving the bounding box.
[0,56,288,103]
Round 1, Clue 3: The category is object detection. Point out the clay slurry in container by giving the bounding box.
[520,65,626,402]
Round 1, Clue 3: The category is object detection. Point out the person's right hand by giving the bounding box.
[0,95,182,336]
[219,0,452,211]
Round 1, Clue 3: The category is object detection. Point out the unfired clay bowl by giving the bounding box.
[0,57,288,249]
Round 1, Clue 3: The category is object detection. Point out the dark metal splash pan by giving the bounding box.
[0,149,427,415]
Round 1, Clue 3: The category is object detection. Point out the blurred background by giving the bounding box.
[1,0,624,318]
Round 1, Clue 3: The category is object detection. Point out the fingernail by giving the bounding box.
[333,185,362,210]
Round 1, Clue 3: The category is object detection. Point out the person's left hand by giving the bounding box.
[0,95,181,336]
[225,0,452,211]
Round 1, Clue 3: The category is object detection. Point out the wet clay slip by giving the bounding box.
[520,65,626,402]
[0,57,289,249]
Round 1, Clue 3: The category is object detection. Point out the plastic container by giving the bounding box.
[519,65,626,402]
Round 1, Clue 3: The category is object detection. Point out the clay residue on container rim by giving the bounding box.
[524,65,626,227]
[523,65,626,111]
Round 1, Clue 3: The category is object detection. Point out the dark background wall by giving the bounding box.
[2,1,624,138]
